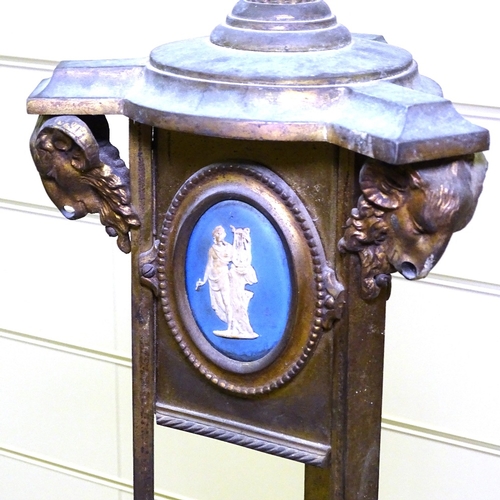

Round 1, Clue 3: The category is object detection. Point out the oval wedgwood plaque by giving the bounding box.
[186,199,292,363]
[158,162,338,395]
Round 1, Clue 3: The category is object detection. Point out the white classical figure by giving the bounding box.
[196,225,258,339]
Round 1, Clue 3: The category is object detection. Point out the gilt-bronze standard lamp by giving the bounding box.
[27,1,489,499]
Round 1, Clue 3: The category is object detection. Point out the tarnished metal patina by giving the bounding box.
[28,2,487,164]
[27,1,489,499]
[339,153,488,299]
[30,115,140,253]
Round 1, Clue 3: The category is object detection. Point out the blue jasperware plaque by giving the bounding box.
[186,199,291,364]
[157,162,340,395]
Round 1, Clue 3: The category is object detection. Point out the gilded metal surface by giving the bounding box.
[30,115,140,253]
[339,153,488,299]
[25,1,491,498]
[153,135,351,476]
[157,162,344,395]
[26,1,488,165]
[129,122,155,499]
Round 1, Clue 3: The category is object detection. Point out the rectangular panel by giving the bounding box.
[384,277,500,445]
[150,129,387,500]
[0,337,121,476]
[154,148,338,463]
[0,455,121,500]
[0,207,125,354]
[379,428,500,500]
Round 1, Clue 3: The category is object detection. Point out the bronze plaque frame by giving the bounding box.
[157,162,333,395]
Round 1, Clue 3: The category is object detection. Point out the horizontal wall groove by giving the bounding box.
[394,272,500,297]
[0,445,133,494]
[423,273,500,296]
[0,445,183,500]
[0,198,101,225]
[382,417,500,457]
[454,102,500,120]
[0,55,57,71]
[0,328,132,368]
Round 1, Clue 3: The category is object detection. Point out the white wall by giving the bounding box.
[0,1,498,498]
